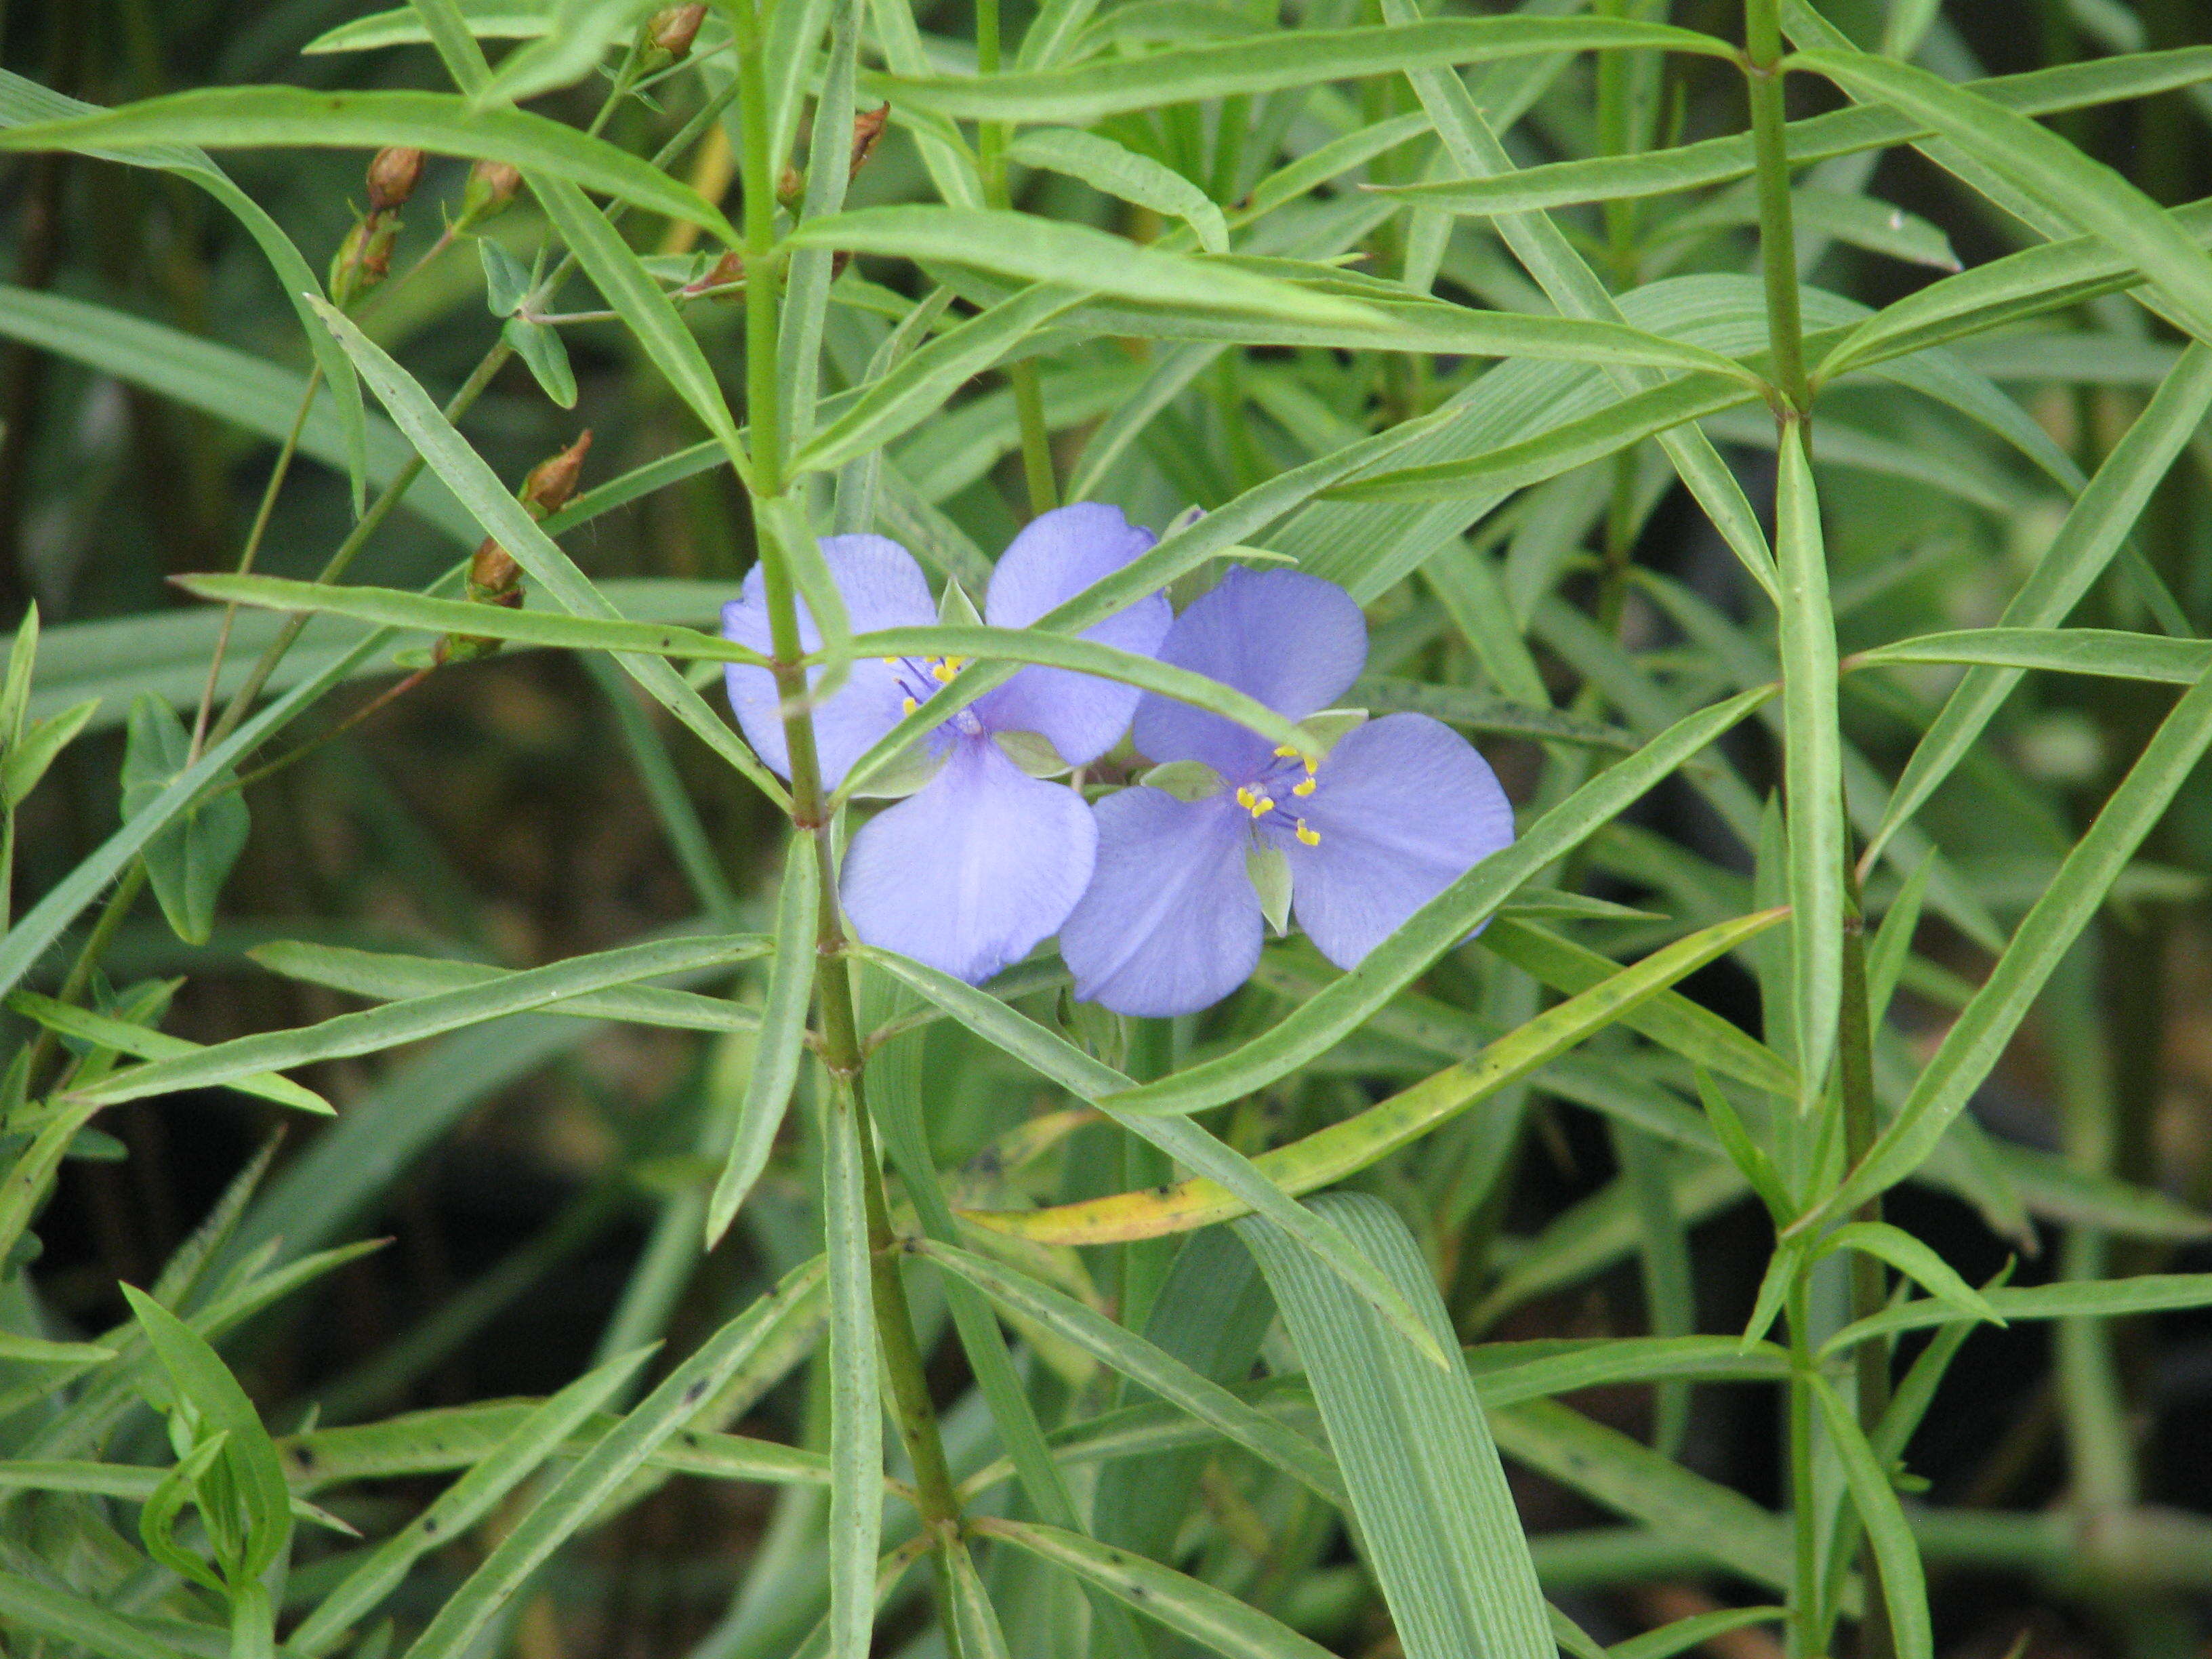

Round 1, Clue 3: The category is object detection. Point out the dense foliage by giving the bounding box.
[3,2,2212,1657]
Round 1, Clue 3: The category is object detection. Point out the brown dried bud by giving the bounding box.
[455,160,523,232]
[468,537,523,601]
[366,146,425,214]
[649,3,707,57]
[849,104,890,178]
[520,430,592,520]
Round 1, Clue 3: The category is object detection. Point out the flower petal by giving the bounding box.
[840,736,1098,985]
[722,535,937,787]
[1273,713,1515,971]
[977,502,1170,766]
[1132,567,1367,779]
[1061,787,1261,1017]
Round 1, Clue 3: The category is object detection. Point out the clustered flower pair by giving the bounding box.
[722,504,1516,1017]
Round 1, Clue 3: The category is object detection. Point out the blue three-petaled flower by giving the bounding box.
[722,504,1169,985]
[725,516,1515,1014]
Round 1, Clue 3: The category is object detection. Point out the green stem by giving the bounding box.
[1744,0,1810,419]
[1008,363,1059,516]
[1750,16,1831,1647]
[1837,877,1894,1659]
[23,863,147,1092]
[726,0,966,1633]
[1786,1273,1822,1659]
[188,366,322,761]
[972,0,1057,517]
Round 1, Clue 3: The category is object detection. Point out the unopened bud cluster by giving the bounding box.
[329,146,424,306]
[439,432,592,663]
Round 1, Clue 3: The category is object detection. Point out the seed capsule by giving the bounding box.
[455,161,523,233]
[366,146,425,213]
[649,3,707,56]
[520,430,593,520]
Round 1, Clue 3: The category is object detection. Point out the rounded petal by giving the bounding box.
[984,502,1157,627]
[977,503,1171,766]
[1275,713,1515,972]
[1132,567,1367,779]
[1061,787,1261,1017]
[722,535,937,785]
[841,737,1098,985]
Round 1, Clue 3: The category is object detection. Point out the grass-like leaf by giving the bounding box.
[915,1238,1347,1505]
[71,935,774,1106]
[1860,344,2212,869]
[1376,47,2212,217]
[871,17,1734,122]
[1793,46,2212,347]
[0,86,735,238]
[705,837,816,1247]
[249,939,762,1033]
[789,206,1385,327]
[962,908,1782,1243]
[973,1515,1343,1659]
[397,1272,819,1659]
[1237,1195,1552,1659]
[1774,426,1843,1113]
[1813,666,2212,1227]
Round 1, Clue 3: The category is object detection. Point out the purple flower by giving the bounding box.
[1060,567,1515,1017]
[722,504,1170,984]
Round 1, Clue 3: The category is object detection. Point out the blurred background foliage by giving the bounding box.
[5,1,2212,1658]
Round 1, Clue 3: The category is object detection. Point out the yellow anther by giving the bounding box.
[1273,743,1299,758]
[1234,786,1257,813]
[930,661,958,683]
[1292,776,1316,797]
[901,695,918,715]
[1295,820,1321,846]
[1251,796,1273,816]
[880,656,899,667]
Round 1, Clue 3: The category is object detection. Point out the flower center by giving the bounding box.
[1235,745,1322,846]
[881,655,983,739]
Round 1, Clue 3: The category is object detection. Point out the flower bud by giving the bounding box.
[366,146,425,214]
[520,429,592,520]
[649,3,706,57]
[849,104,890,178]
[777,164,806,210]
[328,214,400,307]
[468,537,523,602]
[455,160,523,233]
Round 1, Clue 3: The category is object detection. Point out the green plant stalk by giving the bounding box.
[1743,0,1809,419]
[973,0,1057,518]
[1786,1273,1822,1659]
[1835,883,1894,1659]
[1745,14,1860,1645]
[726,0,966,1636]
[188,365,321,762]
[22,864,148,1092]
[1593,0,1637,289]
[2049,943,2135,1515]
